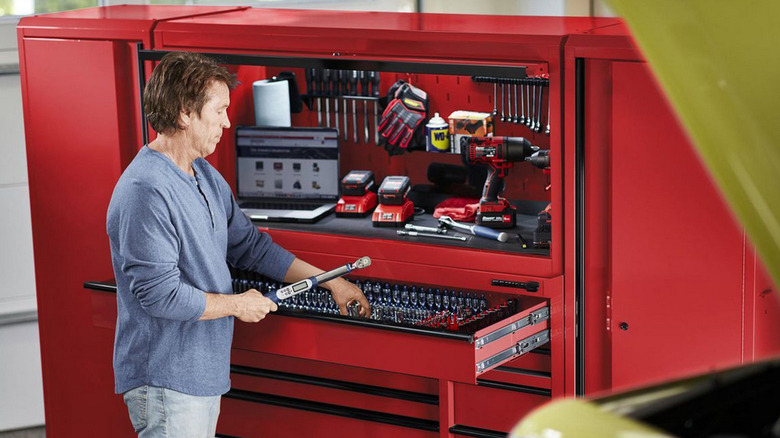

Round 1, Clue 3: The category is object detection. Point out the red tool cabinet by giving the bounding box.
[17,6,780,437]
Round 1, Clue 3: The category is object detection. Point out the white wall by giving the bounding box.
[0,17,45,432]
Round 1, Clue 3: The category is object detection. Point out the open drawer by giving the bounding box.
[84,276,552,385]
[229,273,552,385]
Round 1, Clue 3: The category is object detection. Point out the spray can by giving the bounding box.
[425,113,450,152]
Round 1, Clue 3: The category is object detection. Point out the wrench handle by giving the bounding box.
[471,224,508,242]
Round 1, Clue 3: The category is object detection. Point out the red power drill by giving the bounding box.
[462,136,539,228]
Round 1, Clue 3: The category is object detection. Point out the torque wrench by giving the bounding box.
[264,257,372,303]
[438,216,509,243]
[397,230,468,241]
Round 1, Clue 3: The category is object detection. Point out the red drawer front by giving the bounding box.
[453,382,549,433]
[231,349,438,396]
[479,351,552,390]
[218,394,438,438]
[230,370,438,421]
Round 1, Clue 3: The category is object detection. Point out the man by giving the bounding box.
[107,51,370,437]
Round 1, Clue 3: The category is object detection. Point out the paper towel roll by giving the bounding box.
[253,79,291,127]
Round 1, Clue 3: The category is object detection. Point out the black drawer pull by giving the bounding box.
[450,424,507,438]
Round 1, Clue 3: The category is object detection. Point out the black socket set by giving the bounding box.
[229,268,521,334]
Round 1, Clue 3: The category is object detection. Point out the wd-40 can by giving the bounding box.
[425,113,450,152]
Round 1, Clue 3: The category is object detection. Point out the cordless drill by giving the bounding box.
[462,136,539,228]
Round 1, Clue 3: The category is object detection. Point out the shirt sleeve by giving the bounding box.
[220,183,295,282]
[114,179,206,321]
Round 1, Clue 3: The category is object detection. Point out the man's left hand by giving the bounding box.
[325,278,371,317]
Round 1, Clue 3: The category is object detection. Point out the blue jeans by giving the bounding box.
[123,385,221,437]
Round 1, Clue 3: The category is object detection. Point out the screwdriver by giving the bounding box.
[310,68,322,127]
[322,69,331,128]
[349,70,358,143]
[370,71,380,144]
[341,70,348,141]
[359,71,369,144]
[334,70,341,133]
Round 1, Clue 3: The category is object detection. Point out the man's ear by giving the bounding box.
[179,109,191,129]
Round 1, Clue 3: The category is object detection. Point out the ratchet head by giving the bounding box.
[352,256,371,270]
[438,216,456,229]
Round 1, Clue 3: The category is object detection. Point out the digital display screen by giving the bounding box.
[236,127,339,200]
[292,282,309,292]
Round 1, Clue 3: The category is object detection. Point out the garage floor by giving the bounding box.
[0,428,45,438]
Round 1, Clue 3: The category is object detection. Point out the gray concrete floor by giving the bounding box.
[0,427,45,438]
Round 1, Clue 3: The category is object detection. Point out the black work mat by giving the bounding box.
[254,211,549,256]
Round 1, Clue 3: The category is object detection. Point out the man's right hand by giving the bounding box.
[234,289,278,322]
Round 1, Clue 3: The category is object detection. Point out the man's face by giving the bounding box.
[188,80,230,158]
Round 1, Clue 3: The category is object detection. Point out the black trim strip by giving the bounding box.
[83,280,472,341]
[231,364,438,405]
[494,366,551,379]
[138,49,526,80]
[215,434,243,438]
[476,379,551,397]
[450,424,507,438]
[83,281,117,293]
[532,347,551,356]
[575,57,586,397]
[224,388,438,432]
[136,42,148,147]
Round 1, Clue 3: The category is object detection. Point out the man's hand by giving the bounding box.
[234,289,278,322]
[324,278,371,317]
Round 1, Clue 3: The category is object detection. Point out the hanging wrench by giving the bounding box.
[519,78,525,125]
[535,78,544,132]
[513,80,519,124]
[506,78,513,124]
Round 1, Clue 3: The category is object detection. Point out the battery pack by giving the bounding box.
[378,176,411,206]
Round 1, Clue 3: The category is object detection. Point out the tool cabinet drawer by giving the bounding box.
[478,350,552,390]
[452,381,550,433]
[229,363,439,421]
[232,293,550,384]
[218,396,438,438]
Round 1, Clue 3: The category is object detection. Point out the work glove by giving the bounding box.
[378,81,428,154]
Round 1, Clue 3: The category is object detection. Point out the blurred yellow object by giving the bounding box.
[509,399,672,438]
[603,0,780,290]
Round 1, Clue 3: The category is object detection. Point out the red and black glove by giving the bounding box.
[378,81,428,152]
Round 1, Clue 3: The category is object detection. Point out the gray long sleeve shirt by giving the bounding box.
[107,146,294,396]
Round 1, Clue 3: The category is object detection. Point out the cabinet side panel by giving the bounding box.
[609,61,744,390]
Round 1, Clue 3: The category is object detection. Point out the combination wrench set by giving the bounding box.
[472,75,551,135]
[230,268,523,333]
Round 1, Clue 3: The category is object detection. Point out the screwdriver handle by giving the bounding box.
[306,68,314,94]
[470,224,508,242]
[340,69,349,95]
[322,69,332,96]
[359,71,369,96]
[349,70,358,93]
[369,71,380,97]
[336,70,344,96]
[312,68,321,95]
